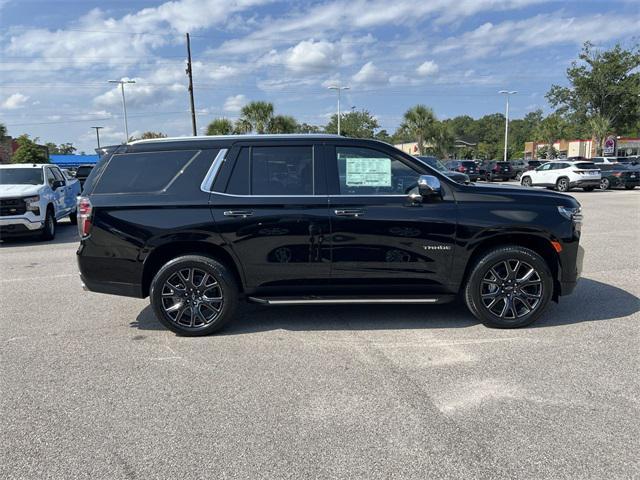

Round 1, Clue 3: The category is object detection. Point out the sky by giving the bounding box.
[0,0,638,152]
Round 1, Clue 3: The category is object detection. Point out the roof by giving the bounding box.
[0,163,50,168]
[50,154,99,167]
[129,134,342,145]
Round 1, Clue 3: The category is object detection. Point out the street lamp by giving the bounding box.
[108,79,136,142]
[499,90,517,162]
[328,85,350,135]
[91,126,104,150]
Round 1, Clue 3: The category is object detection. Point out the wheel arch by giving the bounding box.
[141,241,245,297]
[461,233,561,302]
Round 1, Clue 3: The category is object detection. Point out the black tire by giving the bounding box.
[486,173,493,182]
[521,176,532,187]
[624,185,636,190]
[150,255,238,336]
[41,207,56,241]
[582,186,595,192]
[600,178,610,190]
[555,177,570,192]
[464,246,553,328]
[69,210,78,225]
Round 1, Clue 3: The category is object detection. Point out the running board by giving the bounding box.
[247,295,455,305]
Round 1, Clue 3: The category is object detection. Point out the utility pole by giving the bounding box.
[499,90,517,162]
[328,85,350,135]
[91,126,104,150]
[186,33,197,136]
[108,79,135,142]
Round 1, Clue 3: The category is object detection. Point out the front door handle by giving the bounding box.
[223,210,254,218]
[334,209,364,217]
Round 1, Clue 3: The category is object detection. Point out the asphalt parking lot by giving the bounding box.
[1,185,639,479]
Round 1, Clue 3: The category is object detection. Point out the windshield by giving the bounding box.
[76,166,93,176]
[418,156,447,172]
[461,161,476,168]
[0,168,44,185]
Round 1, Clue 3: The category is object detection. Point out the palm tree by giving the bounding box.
[267,115,298,134]
[239,101,274,134]
[588,114,611,156]
[233,118,252,134]
[535,114,566,160]
[0,123,7,139]
[428,122,455,159]
[206,118,234,135]
[400,105,437,155]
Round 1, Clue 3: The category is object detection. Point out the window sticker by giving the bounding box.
[345,157,391,187]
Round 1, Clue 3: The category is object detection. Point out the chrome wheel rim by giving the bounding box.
[600,179,609,190]
[522,177,531,186]
[161,268,223,328]
[558,179,568,191]
[480,259,543,320]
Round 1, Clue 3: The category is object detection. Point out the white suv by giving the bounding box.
[0,164,81,240]
[520,160,601,192]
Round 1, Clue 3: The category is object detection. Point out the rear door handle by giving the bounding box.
[223,210,254,218]
[334,209,364,217]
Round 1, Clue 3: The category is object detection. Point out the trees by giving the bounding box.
[239,101,274,134]
[399,105,437,155]
[12,134,48,164]
[128,132,167,141]
[45,142,76,154]
[0,123,7,138]
[588,114,612,156]
[325,109,379,138]
[206,118,234,135]
[267,115,298,134]
[546,42,640,135]
[535,114,568,159]
[427,123,455,159]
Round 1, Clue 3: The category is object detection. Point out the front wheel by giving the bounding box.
[521,176,532,187]
[464,246,553,328]
[600,178,610,190]
[41,208,56,241]
[556,177,570,192]
[150,255,238,336]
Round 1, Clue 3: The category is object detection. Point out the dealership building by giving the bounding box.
[525,136,640,159]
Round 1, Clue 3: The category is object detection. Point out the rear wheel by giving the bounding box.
[521,176,532,187]
[556,177,570,192]
[41,208,56,241]
[150,255,238,336]
[600,178,610,190]
[464,246,553,328]
[486,173,493,182]
[516,172,522,181]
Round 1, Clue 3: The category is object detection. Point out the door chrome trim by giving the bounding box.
[248,297,439,305]
[200,148,228,193]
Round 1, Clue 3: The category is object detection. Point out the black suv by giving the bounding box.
[77,135,583,335]
[444,160,480,181]
[480,161,514,181]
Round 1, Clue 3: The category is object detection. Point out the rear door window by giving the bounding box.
[575,162,597,170]
[251,146,313,195]
[93,150,199,194]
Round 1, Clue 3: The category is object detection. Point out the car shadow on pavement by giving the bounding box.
[0,221,78,248]
[131,277,639,335]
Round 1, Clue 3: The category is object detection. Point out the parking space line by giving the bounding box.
[0,273,77,283]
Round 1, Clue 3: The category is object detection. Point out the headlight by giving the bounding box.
[23,195,40,212]
[558,206,582,224]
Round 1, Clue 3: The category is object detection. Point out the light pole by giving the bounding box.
[91,126,104,150]
[328,85,350,135]
[499,90,517,162]
[108,79,135,142]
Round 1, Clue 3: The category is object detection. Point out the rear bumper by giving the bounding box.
[77,248,144,298]
[80,273,144,298]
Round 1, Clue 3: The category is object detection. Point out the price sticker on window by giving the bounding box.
[345,157,391,187]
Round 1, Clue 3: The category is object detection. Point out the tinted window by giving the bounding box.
[336,146,419,195]
[0,168,44,185]
[51,167,65,183]
[592,157,604,163]
[226,147,250,195]
[76,166,93,176]
[575,162,597,170]
[251,146,313,195]
[94,150,198,194]
[461,161,476,168]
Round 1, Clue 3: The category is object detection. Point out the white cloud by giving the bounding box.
[93,77,183,109]
[434,13,640,58]
[285,40,341,73]
[416,60,439,77]
[352,61,388,85]
[223,94,247,112]
[1,93,29,109]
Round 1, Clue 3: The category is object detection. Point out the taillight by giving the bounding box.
[77,196,93,238]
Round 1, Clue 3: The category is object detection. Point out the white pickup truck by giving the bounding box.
[0,163,81,240]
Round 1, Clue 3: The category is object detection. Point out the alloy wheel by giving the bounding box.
[480,259,543,321]
[557,178,568,191]
[600,178,610,190]
[161,267,223,328]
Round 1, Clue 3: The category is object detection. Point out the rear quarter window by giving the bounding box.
[575,162,597,170]
[93,150,199,194]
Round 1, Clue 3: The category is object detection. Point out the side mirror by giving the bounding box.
[52,180,64,190]
[418,175,441,197]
